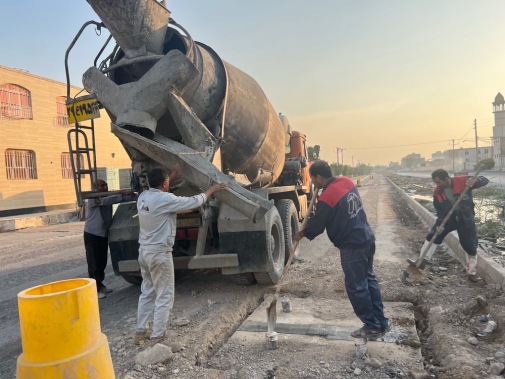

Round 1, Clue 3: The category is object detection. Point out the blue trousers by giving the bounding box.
[340,242,388,331]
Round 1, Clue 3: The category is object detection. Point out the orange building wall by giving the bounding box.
[0,66,132,216]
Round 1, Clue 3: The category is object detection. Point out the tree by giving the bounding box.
[329,162,372,177]
[307,145,320,161]
[475,158,495,170]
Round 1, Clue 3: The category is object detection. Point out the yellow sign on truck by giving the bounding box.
[66,95,101,123]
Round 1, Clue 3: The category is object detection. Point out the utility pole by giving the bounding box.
[452,139,456,174]
[474,119,479,168]
[335,147,344,166]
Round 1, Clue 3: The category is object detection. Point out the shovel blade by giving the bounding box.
[406,258,426,270]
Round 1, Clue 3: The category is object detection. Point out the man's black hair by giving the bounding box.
[93,179,106,190]
[309,160,332,179]
[148,168,168,188]
[431,169,450,181]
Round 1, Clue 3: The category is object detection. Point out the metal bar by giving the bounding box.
[194,217,210,257]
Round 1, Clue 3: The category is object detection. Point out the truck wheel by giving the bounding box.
[276,199,300,264]
[122,274,142,285]
[254,207,285,284]
[228,273,257,285]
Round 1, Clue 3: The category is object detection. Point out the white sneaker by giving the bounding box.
[97,291,106,299]
[98,285,113,294]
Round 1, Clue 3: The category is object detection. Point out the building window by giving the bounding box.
[5,149,37,179]
[55,96,70,126]
[61,152,83,179]
[0,84,33,119]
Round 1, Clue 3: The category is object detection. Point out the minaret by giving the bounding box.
[492,93,505,170]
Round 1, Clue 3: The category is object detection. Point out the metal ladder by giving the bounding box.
[67,118,98,217]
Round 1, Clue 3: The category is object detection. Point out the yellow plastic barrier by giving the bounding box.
[16,278,115,379]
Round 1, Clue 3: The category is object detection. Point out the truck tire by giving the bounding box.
[227,273,257,285]
[254,207,285,284]
[276,199,300,264]
[122,274,142,285]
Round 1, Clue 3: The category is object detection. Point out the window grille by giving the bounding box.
[5,149,37,179]
[0,84,33,119]
[61,152,83,179]
[55,96,70,126]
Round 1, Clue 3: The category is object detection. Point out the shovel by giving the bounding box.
[402,166,483,283]
[265,187,319,349]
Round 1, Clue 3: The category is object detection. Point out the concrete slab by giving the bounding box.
[216,298,424,372]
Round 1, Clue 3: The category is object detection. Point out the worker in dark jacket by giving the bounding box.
[295,161,389,339]
[84,179,136,298]
[415,169,488,282]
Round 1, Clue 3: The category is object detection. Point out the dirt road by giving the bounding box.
[1,175,505,378]
[0,223,264,379]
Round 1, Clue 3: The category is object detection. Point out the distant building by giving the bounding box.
[431,151,444,162]
[432,146,492,172]
[407,93,499,172]
[0,66,132,217]
[456,146,492,171]
[493,92,505,170]
[388,161,400,168]
[401,153,425,169]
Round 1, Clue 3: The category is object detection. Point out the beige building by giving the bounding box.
[0,65,132,217]
[493,92,505,170]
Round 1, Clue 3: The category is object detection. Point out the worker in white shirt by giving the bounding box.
[133,166,227,345]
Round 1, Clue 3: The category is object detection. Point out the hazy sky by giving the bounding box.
[2,1,505,165]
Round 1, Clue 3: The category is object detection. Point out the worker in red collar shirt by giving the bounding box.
[295,160,389,340]
[415,169,489,282]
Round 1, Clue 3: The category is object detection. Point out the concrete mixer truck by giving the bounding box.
[65,0,313,285]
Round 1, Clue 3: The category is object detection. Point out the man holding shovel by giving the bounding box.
[414,169,489,282]
[295,161,389,339]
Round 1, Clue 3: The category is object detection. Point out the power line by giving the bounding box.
[458,125,475,140]
[346,139,453,150]
[343,117,497,152]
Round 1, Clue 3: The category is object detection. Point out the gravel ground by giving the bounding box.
[4,174,505,379]
[113,175,505,379]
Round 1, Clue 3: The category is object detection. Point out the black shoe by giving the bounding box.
[468,274,482,283]
[381,321,392,334]
[350,325,382,339]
